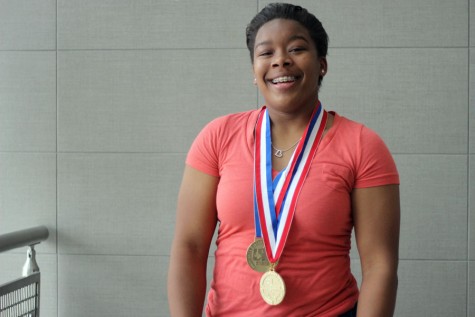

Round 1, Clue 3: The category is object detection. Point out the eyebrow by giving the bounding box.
[254,34,310,49]
[254,40,272,50]
[288,35,310,44]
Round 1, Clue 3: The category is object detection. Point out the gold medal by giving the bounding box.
[259,269,286,305]
[246,238,274,272]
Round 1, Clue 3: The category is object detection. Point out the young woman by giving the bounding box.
[168,3,400,316]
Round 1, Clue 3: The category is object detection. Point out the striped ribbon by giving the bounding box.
[253,103,327,263]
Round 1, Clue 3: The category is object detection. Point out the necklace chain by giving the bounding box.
[271,139,301,158]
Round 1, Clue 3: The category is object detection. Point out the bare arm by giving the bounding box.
[168,166,219,317]
[353,185,400,317]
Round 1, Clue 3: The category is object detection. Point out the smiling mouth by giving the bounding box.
[271,76,297,84]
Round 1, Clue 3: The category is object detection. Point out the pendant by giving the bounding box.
[273,149,283,158]
[246,238,275,272]
[260,269,286,305]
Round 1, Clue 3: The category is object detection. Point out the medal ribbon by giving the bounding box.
[253,103,327,263]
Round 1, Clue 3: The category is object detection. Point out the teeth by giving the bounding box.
[272,76,296,84]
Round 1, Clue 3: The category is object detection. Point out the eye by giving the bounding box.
[289,47,306,53]
[257,50,273,57]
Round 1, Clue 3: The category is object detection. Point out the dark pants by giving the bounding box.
[339,303,357,317]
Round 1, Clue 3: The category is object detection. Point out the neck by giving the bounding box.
[267,100,318,140]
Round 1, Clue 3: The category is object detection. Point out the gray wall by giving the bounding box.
[0,0,472,316]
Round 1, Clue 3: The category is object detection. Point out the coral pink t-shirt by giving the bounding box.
[186,109,399,317]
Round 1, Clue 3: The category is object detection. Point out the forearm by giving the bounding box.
[168,244,209,317]
[352,185,400,317]
[357,266,398,317]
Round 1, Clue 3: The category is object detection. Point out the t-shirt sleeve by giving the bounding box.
[185,118,222,177]
[354,126,399,188]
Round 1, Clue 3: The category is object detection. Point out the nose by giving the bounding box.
[272,51,292,68]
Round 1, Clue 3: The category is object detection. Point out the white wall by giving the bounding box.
[0,0,473,316]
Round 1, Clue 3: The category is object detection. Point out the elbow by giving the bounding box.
[361,262,399,291]
[361,257,398,284]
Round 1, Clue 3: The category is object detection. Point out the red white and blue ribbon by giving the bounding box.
[253,103,327,263]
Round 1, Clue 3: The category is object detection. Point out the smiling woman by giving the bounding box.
[168,3,400,317]
[251,18,325,125]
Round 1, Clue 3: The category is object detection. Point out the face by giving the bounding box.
[252,19,327,114]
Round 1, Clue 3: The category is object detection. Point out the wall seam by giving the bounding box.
[466,1,471,316]
[55,0,59,316]
[255,0,259,108]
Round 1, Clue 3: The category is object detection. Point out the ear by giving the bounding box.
[319,57,328,76]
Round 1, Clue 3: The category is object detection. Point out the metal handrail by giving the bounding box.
[0,226,49,316]
[0,226,49,253]
[0,226,49,277]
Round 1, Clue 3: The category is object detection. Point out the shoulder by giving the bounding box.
[333,113,366,135]
[330,112,399,186]
[203,109,260,135]
[196,108,260,149]
[186,108,259,175]
[331,112,386,148]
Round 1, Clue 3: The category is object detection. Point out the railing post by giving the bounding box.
[22,245,40,277]
[0,226,48,317]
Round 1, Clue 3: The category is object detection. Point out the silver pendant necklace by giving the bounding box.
[271,139,301,158]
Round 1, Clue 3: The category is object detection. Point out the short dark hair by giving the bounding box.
[245,3,329,64]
